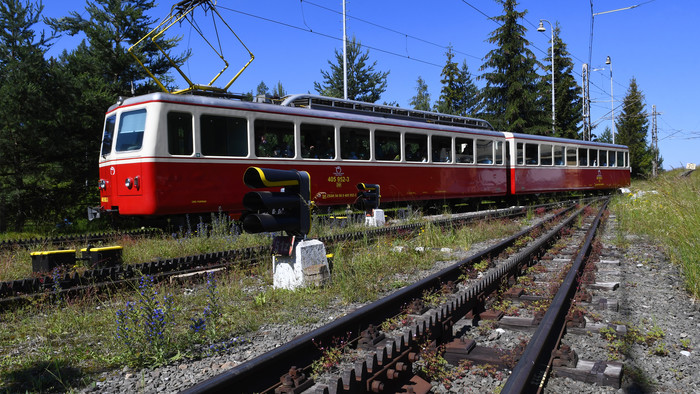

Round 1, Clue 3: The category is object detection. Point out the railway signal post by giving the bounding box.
[356,183,385,227]
[241,167,329,289]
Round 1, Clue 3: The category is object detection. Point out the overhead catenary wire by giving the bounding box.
[304,0,481,60]
[216,4,443,68]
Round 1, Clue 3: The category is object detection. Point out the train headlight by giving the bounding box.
[125,177,133,189]
[98,179,107,190]
[134,176,140,190]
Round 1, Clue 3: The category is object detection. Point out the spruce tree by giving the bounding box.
[434,47,461,115]
[459,60,481,117]
[597,127,613,143]
[480,0,545,133]
[272,81,286,97]
[50,46,114,223]
[47,0,187,97]
[314,36,389,103]
[615,78,652,177]
[544,23,582,139]
[434,47,480,116]
[256,81,269,96]
[409,76,431,111]
[0,0,54,230]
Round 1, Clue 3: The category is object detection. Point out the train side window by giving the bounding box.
[540,144,553,165]
[431,136,451,163]
[554,145,564,165]
[254,119,294,158]
[566,147,577,166]
[589,149,598,166]
[609,150,617,167]
[578,148,588,166]
[456,137,474,163]
[516,142,524,165]
[617,151,625,167]
[167,112,193,156]
[201,115,247,157]
[405,133,427,162]
[476,139,493,164]
[375,130,401,161]
[116,109,147,152]
[301,123,335,159]
[525,144,538,165]
[599,150,608,166]
[101,115,116,156]
[340,127,369,160]
[495,141,504,165]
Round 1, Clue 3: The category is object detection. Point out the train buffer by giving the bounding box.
[30,250,76,273]
[30,246,123,273]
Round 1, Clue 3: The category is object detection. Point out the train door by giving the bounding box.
[502,133,516,195]
[505,141,512,194]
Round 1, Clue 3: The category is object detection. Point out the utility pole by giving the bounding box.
[651,105,659,177]
[537,20,555,134]
[342,0,348,100]
[582,64,590,140]
[606,56,614,144]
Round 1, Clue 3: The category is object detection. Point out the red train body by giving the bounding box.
[95,93,630,218]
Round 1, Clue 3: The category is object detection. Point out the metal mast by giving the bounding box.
[652,105,659,177]
[582,64,590,140]
[342,0,348,100]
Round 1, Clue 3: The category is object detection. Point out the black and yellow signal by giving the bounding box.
[241,167,311,237]
[356,183,380,212]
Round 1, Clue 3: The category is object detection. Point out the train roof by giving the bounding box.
[503,132,629,150]
[108,93,627,149]
[279,94,494,131]
[108,92,504,137]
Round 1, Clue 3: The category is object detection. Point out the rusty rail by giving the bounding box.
[502,199,609,393]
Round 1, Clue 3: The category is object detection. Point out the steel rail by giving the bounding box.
[502,198,609,393]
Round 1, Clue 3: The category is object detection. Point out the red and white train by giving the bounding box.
[94,92,630,218]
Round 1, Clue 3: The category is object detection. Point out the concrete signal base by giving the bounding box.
[364,209,386,227]
[273,239,330,290]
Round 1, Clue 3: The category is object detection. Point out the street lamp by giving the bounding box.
[606,56,615,144]
[537,20,555,134]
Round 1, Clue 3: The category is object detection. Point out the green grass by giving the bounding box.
[0,210,394,282]
[611,170,700,298]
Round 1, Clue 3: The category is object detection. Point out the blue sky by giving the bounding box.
[39,0,698,170]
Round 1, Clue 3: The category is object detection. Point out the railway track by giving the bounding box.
[1,202,575,308]
[0,228,161,251]
[179,198,610,393]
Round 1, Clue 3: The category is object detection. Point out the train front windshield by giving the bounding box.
[101,115,116,156]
